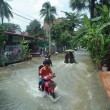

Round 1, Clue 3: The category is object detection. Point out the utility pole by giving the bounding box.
[48,25,51,55]
[48,8,52,55]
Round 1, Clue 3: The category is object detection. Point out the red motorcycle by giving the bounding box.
[43,74,56,98]
[38,74,61,102]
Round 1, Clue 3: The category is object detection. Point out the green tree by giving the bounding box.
[69,0,96,18]
[51,24,72,49]
[51,12,82,49]
[69,0,110,18]
[51,23,61,47]
[60,11,82,32]
[2,23,21,32]
[0,0,13,24]
[40,1,57,54]
[40,1,57,24]
[0,25,7,47]
[0,25,8,66]
[60,31,72,47]
[99,0,110,9]
[26,19,45,40]
[72,7,110,66]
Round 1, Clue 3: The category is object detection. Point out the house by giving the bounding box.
[3,32,34,64]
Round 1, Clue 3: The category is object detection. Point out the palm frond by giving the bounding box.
[40,2,57,25]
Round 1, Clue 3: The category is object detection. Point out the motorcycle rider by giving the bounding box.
[39,60,54,91]
[44,54,53,66]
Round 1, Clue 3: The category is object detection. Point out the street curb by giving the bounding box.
[99,71,110,98]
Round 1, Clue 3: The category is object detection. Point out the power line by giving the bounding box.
[12,12,33,21]
[11,16,31,23]
[12,8,35,19]
[12,11,43,23]
[12,8,43,22]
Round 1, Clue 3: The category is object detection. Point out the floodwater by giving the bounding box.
[0,50,110,110]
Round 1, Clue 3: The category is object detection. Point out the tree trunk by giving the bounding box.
[1,17,3,24]
[90,0,95,18]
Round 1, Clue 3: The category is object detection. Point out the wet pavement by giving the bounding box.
[0,50,110,110]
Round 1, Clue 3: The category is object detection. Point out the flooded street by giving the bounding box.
[0,50,110,110]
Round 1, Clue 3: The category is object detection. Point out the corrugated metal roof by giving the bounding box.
[5,32,34,39]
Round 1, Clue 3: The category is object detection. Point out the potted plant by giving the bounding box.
[102,63,108,71]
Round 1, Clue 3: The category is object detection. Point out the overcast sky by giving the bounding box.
[6,0,73,31]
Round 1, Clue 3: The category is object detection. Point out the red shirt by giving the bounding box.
[40,66,52,78]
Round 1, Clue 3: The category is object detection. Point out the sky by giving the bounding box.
[6,0,73,31]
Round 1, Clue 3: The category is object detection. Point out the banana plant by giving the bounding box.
[71,10,110,66]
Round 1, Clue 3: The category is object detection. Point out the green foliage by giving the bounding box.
[26,19,45,39]
[71,5,110,65]
[0,0,13,24]
[69,0,88,11]
[60,11,82,31]
[40,1,57,24]
[2,23,21,32]
[50,12,81,48]
[21,40,30,60]
[51,24,61,40]
[69,0,110,18]
[0,25,8,66]
[22,44,30,60]
[60,31,72,46]
[0,25,8,47]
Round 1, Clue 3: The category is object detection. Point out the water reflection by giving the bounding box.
[0,50,110,110]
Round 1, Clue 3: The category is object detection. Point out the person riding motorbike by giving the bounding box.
[39,60,54,91]
[44,54,53,66]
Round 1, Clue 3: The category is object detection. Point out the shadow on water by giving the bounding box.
[0,50,110,110]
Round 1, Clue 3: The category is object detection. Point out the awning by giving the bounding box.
[36,41,49,47]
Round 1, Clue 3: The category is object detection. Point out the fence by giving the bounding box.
[4,44,23,64]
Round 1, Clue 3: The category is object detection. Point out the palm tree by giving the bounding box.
[100,0,110,6]
[69,0,110,18]
[69,0,96,18]
[69,0,88,11]
[61,11,82,31]
[40,2,57,24]
[40,1,57,54]
[0,0,13,24]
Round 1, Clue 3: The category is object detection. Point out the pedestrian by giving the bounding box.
[64,52,69,63]
[69,52,75,63]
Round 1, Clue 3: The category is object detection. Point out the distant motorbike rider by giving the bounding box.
[44,54,53,66]
[39,60,53,91]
